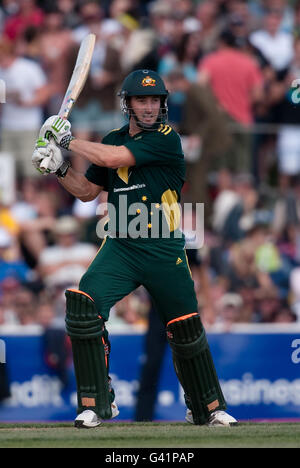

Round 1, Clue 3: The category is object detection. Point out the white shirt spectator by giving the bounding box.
[0,57,47,130]
[249,30,294,71]
[39,242,97,287]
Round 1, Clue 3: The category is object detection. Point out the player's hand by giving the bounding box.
[39,115,74,150]
[32,137,64,174]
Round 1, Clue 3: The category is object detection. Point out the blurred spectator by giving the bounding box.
[159,30,202,82]
[0,227,30,284]
[56,0,80,29]
[225,223,275,293]
[0,300,11,401]
[254,286,282,322]
[38,3,75,117]
[195,0,223,54]
[218,173,259,243]
[0,37,50,178]
[273,304,297,323]
[70,1,125,171]
[211,169,241,234]
[72,0,104,43]
[38,215,97,289]
[13,286,37,325]
[0,277,20,325]
[249,8,294,72]
[167,70,231,211]
[272,176,300,239]
[266,36,300,176]
[198,29,264,173]
[3,0,44,41]
[12,185,58,267]
[216,292,244,327]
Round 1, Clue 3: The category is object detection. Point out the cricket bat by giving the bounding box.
[40,33,96,170]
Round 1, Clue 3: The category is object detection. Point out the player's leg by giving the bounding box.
[143,241,236,426]
[65,236,140,427]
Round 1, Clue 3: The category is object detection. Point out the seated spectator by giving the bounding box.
[12,185,58,267]
[215,292,244,328]
[0,228,30,284]
[253,286,282,322]
[221,174,259,243]
[272,303,297,323]
[13,286,37,325]
[272,176,300,240]
[211,169,241,234]
[0,278,21,325]
[38,216,97,289]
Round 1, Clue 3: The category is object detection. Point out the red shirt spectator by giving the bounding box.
[198,31,264,126]
[4,0,44,41]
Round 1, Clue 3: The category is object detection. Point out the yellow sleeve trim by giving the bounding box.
[157,124,172,135]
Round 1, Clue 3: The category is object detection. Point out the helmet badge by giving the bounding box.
[142,76,156,87]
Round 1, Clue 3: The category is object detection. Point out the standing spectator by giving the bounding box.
[3,0,44,41]
[56,0,80,29]
[195,0,223,54]
[249,8,294,72]
[198,29,264,173]
[0,38,49,178]
[167,71,231,208]
[266,36,300,177]
[38,4,75,117]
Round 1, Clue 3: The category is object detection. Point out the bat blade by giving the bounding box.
[58,33,96,119]
[40,33,96,171]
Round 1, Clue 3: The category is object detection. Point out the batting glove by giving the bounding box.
[32,137,64,174]
[39,115,75,150]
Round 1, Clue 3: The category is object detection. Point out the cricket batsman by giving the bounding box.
[32,69,237,428]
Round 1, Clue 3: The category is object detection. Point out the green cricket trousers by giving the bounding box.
[79,235,198,324]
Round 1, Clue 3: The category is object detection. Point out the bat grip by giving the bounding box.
[39,136,55,171]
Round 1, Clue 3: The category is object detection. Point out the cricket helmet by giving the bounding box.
[118,69,169,130]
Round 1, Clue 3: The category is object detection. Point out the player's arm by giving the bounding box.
[57,167,103,202]
[39,115,136,169]
[32,138,103,202]
[68,138,135,169]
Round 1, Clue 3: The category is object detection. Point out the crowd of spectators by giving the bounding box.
[0,0,300,332]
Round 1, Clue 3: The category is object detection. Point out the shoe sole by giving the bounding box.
[207,421,238,427]
[74,419,101,429]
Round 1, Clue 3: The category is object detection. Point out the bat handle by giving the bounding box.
[39,136,55,171]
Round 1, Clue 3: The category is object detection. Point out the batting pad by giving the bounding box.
[167,313,226,425]
[65,289,113,419]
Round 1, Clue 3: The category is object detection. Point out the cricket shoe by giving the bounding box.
[185,409,237,427]
[74,403,119,428]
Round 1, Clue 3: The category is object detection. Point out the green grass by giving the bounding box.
[0,422,299,448]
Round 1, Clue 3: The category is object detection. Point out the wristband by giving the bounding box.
[56,160,71,178]
[59,135,75,150]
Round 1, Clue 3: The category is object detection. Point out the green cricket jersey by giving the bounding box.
[85,123,186,239]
